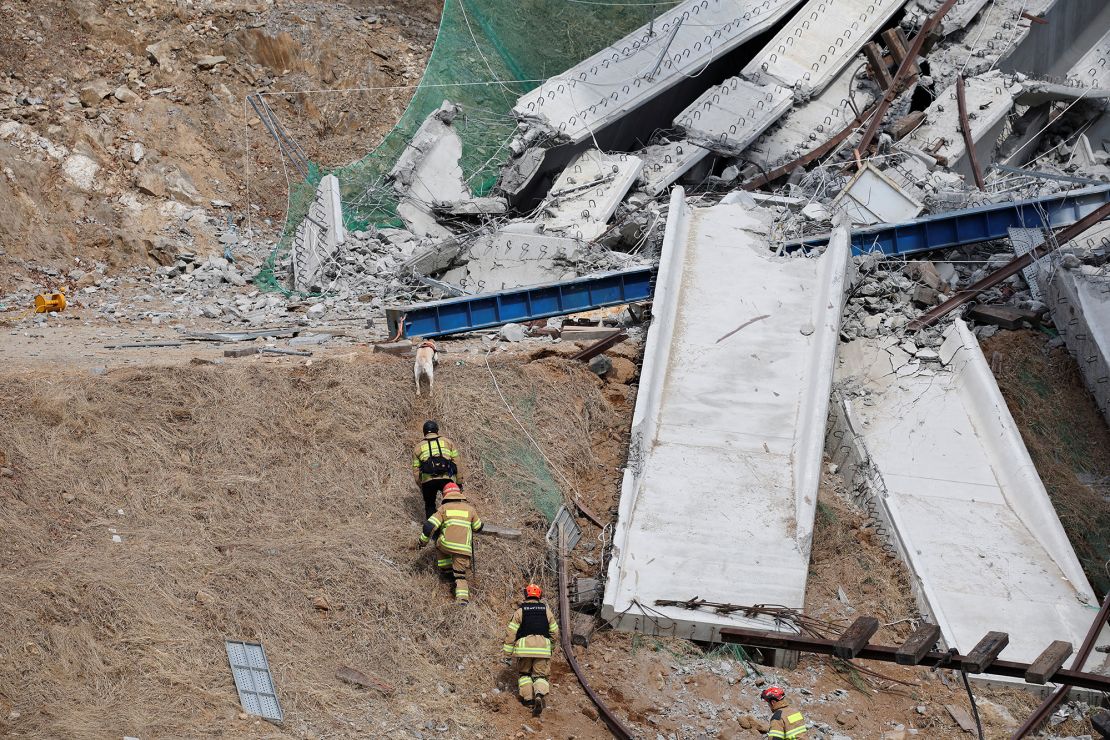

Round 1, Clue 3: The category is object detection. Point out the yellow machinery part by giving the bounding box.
[34,292,67,313]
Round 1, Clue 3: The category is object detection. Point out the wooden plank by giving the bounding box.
[945,704,976,734]
[1025,640,1073,684]
[863,42,893,90]
[882,28,910,67]
[965,631,1009,673]
[966,304,1040,330]
[834,616,880,659]
[896,622,941,665]
[224,346,260,358]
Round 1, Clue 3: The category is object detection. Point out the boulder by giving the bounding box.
[78,79,114,108]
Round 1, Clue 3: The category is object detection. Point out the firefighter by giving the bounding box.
[412,420,463,520]
[417,482,482,604]
[761,685,807,739]
[502,584,559,716]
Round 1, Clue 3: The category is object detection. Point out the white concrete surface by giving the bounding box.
[744,57,876,170]
[541,150,643,241]
[829,323,1110,674]
[390,102,471,207]
[638,140,711,196]
[513,0,804,144]
[1039,245,1110,428]
[743,0,909,95]
[602,189,850,640]
[905,0,992,34]
[899,71,1019,183]
[1068,26,1110,89]
[441,231,582,293]
[675,79,793,156]
[291,174,345,293]
[834,163,924,225]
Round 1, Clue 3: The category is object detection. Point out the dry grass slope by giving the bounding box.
[0,353,618,738]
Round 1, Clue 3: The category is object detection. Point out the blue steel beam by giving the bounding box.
[787,184,1110,256]
[386,267,655,338]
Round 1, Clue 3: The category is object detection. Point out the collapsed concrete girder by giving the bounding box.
[291,173,346,293]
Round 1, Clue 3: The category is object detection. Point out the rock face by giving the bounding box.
[134,163,203,205]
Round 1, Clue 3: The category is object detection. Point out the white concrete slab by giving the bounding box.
[441,231,582,293]
[744,67,875,170]
[291,174,345,293]
[1039,250,1110,428]
[513,0,804,144]
[1068,26,1110,89]
[833,163,924,225]
[674,79,793,156]
[830,323,1110,675]
[389,102,471,208]
[899,72,1020,183]
[743,0,909,95]
[541,150,643,241]
[638,140,711,197]
[905,0,993,34]
[602,189,850,640]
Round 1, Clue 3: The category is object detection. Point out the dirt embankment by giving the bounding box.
[0,352,627,739]
[0,0,441,288]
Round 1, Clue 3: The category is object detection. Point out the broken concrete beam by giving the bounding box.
[560,326,623,342]
[907,261,945,291]
[291,173,346,293]
[224,347,260,358]
[898,72,1020,184]
[389,101,471,205]
[396,200,453,241]
[570,577,601,611]
[372,341,414,356]
[1068,25,1110,90]
[638,140,711,197]
[742,0,908,96]
[442,231,583,294]
[674,79,792,157]
[477,524,521,539]
[571,611,596,648]
[400,238,466,277]
[438,197,508,216]
[511,0,802,147]
[890,111,927,141]
[497,146,545,201]
[541,150,643,241]
[965,304,1039,330]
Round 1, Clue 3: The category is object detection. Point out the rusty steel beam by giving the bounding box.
[570,330,629,363]
[857,0,960,157]
[557,525,634,739]
[907,197,1110,331]
[956,75,988,191]
[1011,593,1110,739]
[718,626,1110,692]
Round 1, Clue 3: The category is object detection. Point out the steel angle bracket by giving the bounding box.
[225,639,283,723]
[546,505,582,553]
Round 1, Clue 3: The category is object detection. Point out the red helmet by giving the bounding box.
[442,482,463,499]
[525,584,542,599]
[760,686,786,703]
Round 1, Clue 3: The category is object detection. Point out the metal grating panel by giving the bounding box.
[546,505,582,552]
[1008,227,1048,303]
[225,640,283,723]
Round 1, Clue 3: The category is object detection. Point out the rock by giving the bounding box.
[196,55,227,70]
[915,705,927,715]
[604,356,638,385]
[129,142,145,163]
[78,79,113,107]
[195,590,215,604]
[916,348,940,362]
[113,85,139,104]
[146,40,175,69]
[911,285,940,307]
[0,467,14,478]
[802,202,830,221]
[62,154,99,191]
[201,304,222,319]
[498,323,526,342]
[588,355,612,377]
[312,595,330,611]
[135,163,203,204]
[835,711,859,729]
[307,303,326,316]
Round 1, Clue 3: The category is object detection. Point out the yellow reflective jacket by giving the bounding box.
[502,599,559,657]
[420,499,482,555]
[412,434,461,484]
[768,700,806,739]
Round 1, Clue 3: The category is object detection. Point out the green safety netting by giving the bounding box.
[256,0,681,294]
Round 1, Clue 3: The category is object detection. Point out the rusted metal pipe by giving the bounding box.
[857,0,960,157]
[956,74,988,191]
[1010,593,1110,739]
[557,525,633,739]
[907,197,1110,331]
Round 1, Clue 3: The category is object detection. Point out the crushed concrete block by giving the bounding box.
[834,164,923,226]
[389,101,471,206]
[498,146,545,200]
[912,285,940,307]
[396,200,453,241]
[541,150,643,241]
[907,261,945,291]
[499,323,527,342]
[587,354,612,376]
[442,231,583,294]
[372,342,414,356]
[638,140,710,197]
[966,304,1038,330]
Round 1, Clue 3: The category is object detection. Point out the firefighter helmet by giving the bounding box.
[760,686,786,703]
[525,584,543,599]
[423,420,439,435]
[441,482,464,500]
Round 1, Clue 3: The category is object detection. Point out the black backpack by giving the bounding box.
[419,438,456,477]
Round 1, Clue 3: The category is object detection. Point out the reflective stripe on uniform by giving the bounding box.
[438,539,472,554]
[507,622,520,631]
[513,637,552,657]
[472,517,483,530]
[768,732,786,740]
[786,728,807,738]
[518,676,533,686]
[502,644,515,654]
[437,558,452,567]
[787,713,803,724]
